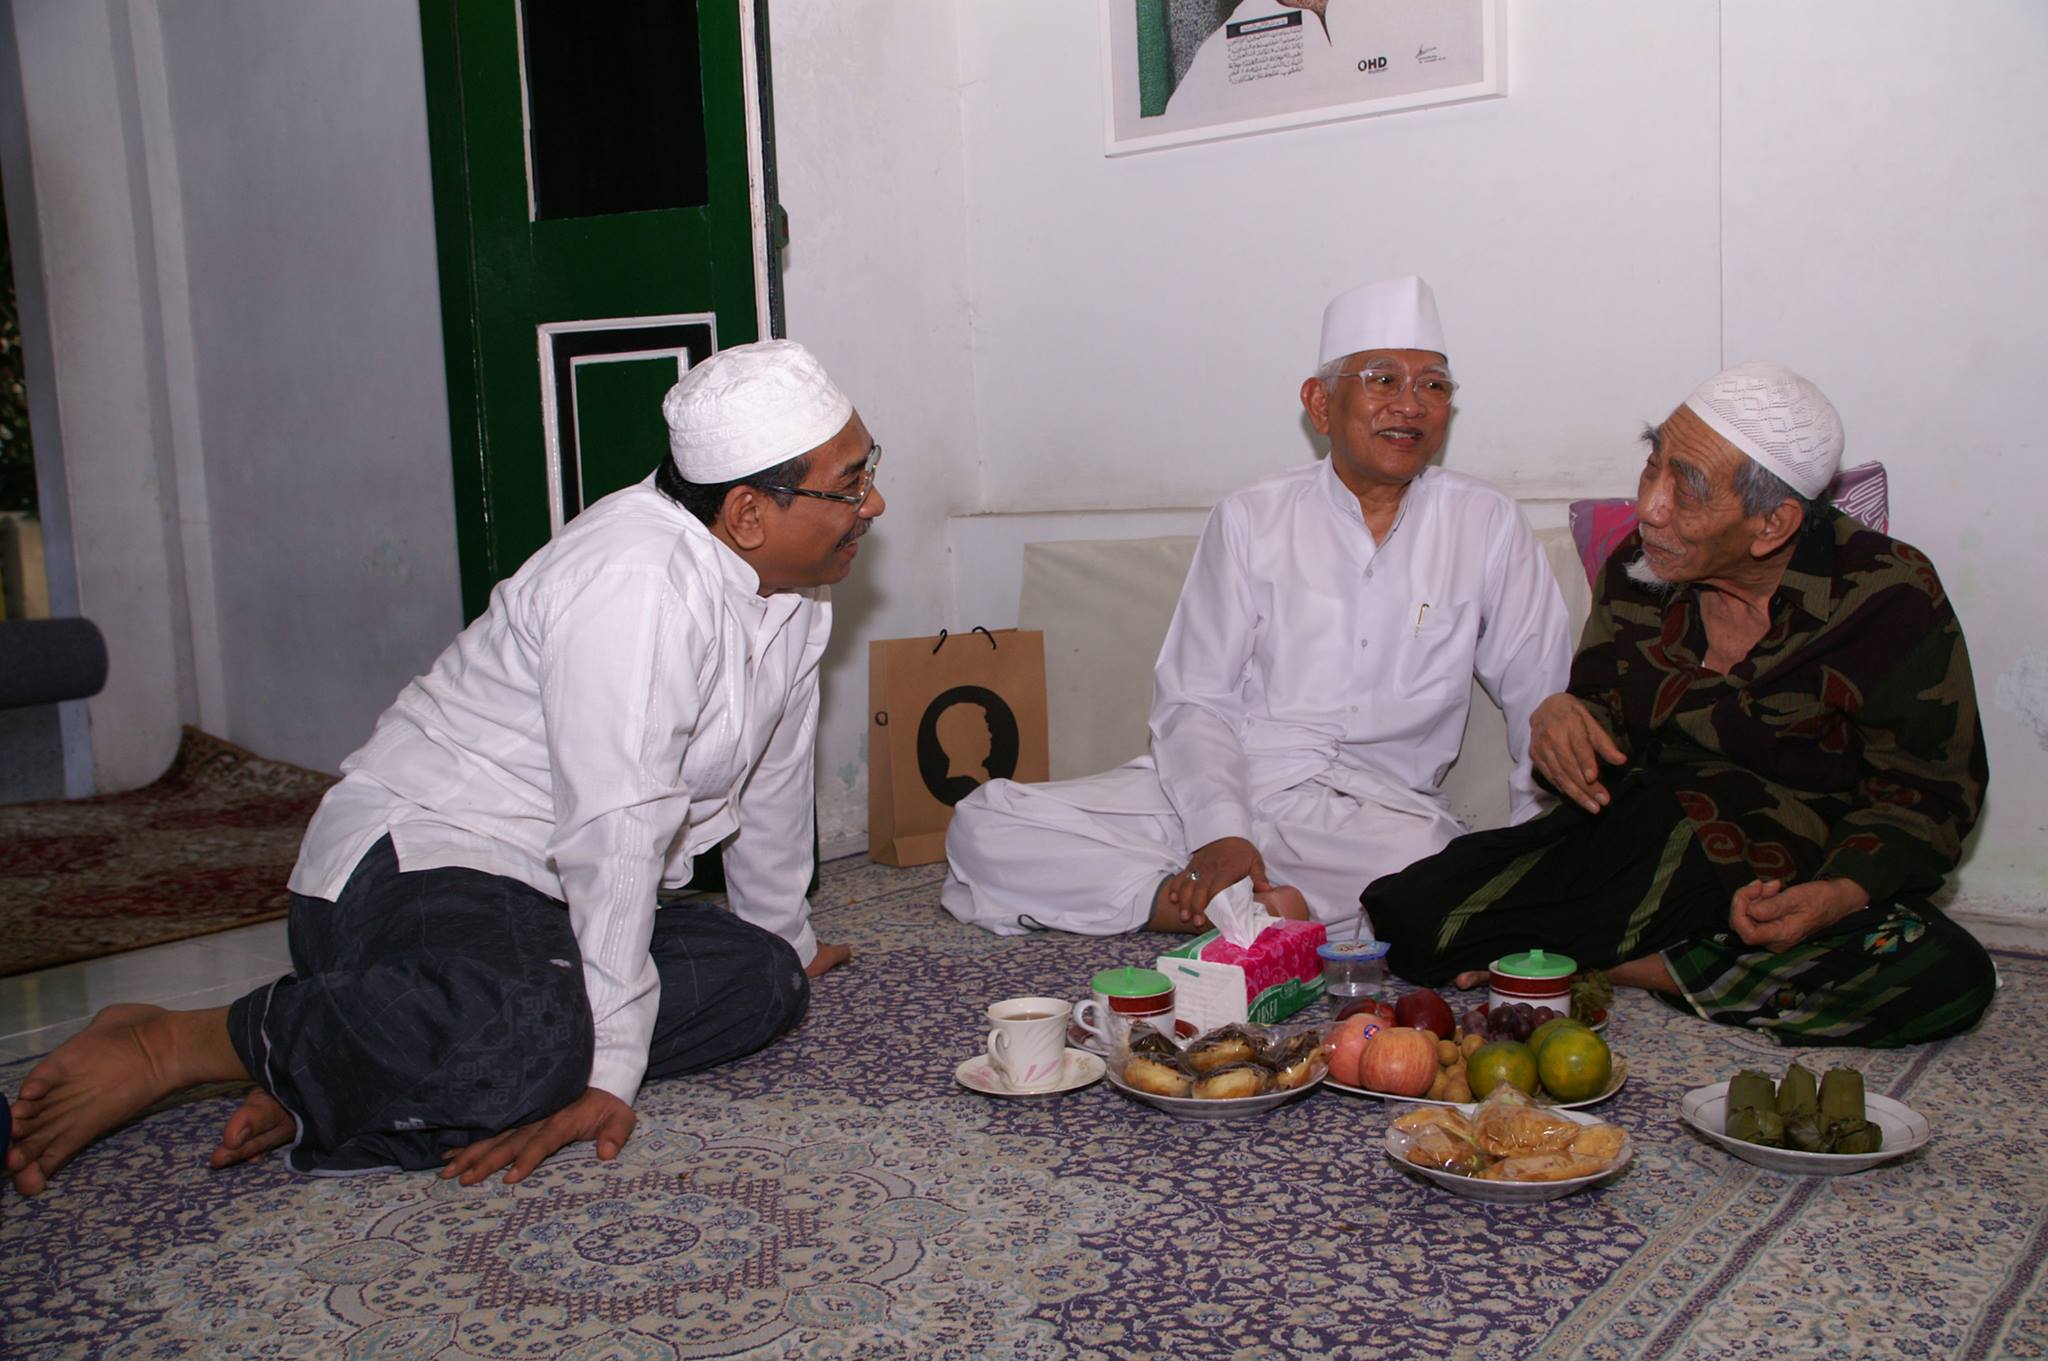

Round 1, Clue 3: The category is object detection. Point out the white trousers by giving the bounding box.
[940,757,1463,937]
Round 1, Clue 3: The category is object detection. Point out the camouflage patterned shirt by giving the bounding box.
[1567,506,1987,905]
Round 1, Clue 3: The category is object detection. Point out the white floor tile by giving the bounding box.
[0,936,286,1041]
[0,1015,91,1063]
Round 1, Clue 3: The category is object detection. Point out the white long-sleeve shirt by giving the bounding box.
[289,474,826,1108]
[1151,461,1571,850]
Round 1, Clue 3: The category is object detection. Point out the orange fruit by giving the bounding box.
[1536,1026,1612,1102]
[1467,1041,1537,1100]
[1528,1016,1591,1057]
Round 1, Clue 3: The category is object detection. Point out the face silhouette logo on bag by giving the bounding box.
[916,686,1021,806]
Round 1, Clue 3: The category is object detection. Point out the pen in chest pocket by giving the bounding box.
[1413,604,1429,638]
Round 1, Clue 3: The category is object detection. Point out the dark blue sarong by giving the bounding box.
[225,837,809,1173]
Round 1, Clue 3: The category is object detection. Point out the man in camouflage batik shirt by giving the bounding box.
[1366,363,1994,1046]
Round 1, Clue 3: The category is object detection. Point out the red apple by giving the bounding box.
[1323,1013,1380,1086]
[1335,996,1397,1027]
[1393,988,1456,1041]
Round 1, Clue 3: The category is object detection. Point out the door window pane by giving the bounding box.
[522,0,710,220]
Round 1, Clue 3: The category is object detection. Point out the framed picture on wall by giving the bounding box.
[1101,0,1504,156]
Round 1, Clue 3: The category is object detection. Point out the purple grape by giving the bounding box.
[1459,1006,1488,1036]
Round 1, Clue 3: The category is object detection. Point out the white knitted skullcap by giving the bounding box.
[1317,276,1448,367]
[1682,362,1843,500]
[662,340,853,483]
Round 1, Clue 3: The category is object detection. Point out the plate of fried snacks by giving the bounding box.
[1384,1087,1633,1203]
[1680,1063,1929,1176]
[1104,1021,1325,1120]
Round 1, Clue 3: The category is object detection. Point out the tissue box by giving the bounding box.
[1155,917,1327,1032]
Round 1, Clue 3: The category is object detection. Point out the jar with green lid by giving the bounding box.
[1487,948,1575,1016]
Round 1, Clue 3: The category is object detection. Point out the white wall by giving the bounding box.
[770,1,981,852]
[154,0,461,772]
[1,0,459,785]
[1718,5,2048,916]
[956,2,1726,511]
[4,0,193,790]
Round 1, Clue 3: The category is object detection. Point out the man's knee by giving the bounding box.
[1897,912,1998,1044]
[944,780,1010,859]
[756,930,811,1038]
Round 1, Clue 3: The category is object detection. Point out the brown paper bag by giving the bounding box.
[868,627,1049,866]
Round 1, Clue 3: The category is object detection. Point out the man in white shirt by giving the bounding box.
[942,277,1570,936]
[6,341,880,1196]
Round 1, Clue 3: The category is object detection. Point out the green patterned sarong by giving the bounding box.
[1366,767,1995,1048]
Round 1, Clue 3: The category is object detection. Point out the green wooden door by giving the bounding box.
[420,0,784,618]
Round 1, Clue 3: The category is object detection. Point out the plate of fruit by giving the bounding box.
[1323,988,1626,1109]
[1680,1063,1929,1175]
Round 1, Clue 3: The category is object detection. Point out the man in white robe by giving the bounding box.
[942,277,1570,936]
[7,341,881,1196]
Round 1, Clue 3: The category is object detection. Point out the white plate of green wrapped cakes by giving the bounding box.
[1680,1080,1931,1175]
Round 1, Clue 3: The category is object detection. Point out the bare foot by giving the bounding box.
[1452,970,1488,989]
[7,1003,245,1196]
[1253,885,1311,921]
[210,1088,296,1169]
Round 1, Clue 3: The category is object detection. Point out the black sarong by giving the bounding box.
[226,836,809,1173]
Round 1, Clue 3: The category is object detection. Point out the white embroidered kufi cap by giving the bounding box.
[662,339,853,483]
[1682,361,1843,500]
[1317,275,1448,367]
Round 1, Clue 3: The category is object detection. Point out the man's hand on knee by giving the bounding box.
[1730,877,1869,952]
[1529,694,1626,814]
[1156,836,1270,930]
[440,1086,636,1187]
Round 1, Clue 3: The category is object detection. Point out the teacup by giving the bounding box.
[986,997,1070,1092]
[1072,967,1174,1049]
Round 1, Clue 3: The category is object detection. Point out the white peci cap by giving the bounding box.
[662,339,854,483]
[1317,275,1448,367]
[1683,362,1843,500]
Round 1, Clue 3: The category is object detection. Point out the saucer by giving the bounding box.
[955,1047,1105,1098]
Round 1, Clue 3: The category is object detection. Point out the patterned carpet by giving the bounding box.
[1,856,2042,1359]
[0,728,335,976]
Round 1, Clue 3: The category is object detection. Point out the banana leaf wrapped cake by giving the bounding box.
[1722,1062,1883,1155]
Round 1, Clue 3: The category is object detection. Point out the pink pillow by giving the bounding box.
[1568,462,1890,586]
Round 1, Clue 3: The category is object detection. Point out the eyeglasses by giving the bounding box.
[1333,368,1458,409]
[762,444,881,507]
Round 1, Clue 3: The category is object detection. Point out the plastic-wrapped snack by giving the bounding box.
[1263,1031,1325,1091]
[1182,1023,1264,1074]
[1390,1095,1630,1184]
[1477,1152,1611,1183]
[1122,1052,1192,1097]
[1388,1103,1489,1175]
[1405,1127,1490,1175]
[1392,1106,1476,1140]
[1192,1063,1267,1100]
[1568,1122,1628,1163]
[1473,1098,1583,1158]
